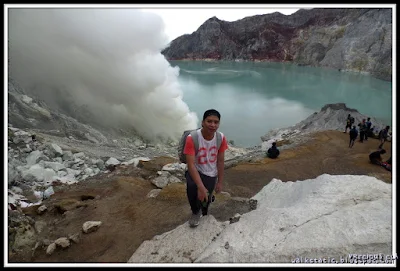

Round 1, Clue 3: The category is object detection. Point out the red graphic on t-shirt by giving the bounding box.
[197,146,217,164]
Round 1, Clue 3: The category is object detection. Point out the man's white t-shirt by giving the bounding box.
[183,129,228,177]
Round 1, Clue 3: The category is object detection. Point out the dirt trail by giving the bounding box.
[8,130,392,263]
[223,130,392,198]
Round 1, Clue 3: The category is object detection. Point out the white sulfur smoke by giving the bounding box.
[8,8,198,142]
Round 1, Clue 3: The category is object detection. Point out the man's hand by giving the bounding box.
[215,181,222,193]
[197,186,208,202]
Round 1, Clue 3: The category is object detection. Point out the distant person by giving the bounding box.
[344,114,354,133]
[378,126,390,149]
[349,125,358,148]
[365,117,372,140]
[369,149,386,165]
[183,109,229,228]
[358,119,367,143]
[369,126,377,138]
[267,142,280,159]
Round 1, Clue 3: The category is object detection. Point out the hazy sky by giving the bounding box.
[141,6,300,42]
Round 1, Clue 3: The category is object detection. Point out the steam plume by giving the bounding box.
[8,8,198,141]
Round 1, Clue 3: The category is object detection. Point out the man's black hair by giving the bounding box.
[203,109,221,120]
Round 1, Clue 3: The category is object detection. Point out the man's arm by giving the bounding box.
[215,151,225,193]
[215,134,228,193]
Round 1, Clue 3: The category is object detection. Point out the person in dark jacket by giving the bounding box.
[349,126,358,148]
[267,142,280,159]
[358,119,367,143]
[344,114,354,133]
[378,126,390,149]
[369,149,386,165]
[365,117,372,141]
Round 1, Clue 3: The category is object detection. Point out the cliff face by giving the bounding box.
[162,8,392,81]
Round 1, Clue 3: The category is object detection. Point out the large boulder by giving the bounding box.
[128,174,392,263]
[261,103,387,142]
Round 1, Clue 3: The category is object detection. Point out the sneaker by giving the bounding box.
[189,212,202,227]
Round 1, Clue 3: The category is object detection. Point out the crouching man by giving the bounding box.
[184,109,229,227]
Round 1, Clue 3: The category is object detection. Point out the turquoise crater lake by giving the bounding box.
[171,61,392,148]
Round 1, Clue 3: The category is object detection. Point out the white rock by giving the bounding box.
[162,163,187,172]
[62,151,74,161]
[26,150,46,166]
[57,171,68,177]
[54,157,63,164]
[55,237,70,248]
[46,243,56,255]
[37,205,47,214]
[55,175,78,185]
[151,172,182,189]
[124,157,150,167]
[43,161,66,172]
[82,221,102,233]
[21,164,56,184]
[43,186,54,199]
[134,139,143,147]
[105,157,120,167]
[21,94,33,104]
[73,152,85,159]
[128,174,392,263]
[49,143,63,157]
[147,189,162,198]
[84,168,94,175]
[128,216,227,263]
[11,186,23,194]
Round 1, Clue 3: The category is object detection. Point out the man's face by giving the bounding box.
[202,115,220,133]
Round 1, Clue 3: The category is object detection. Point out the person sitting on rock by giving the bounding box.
[267,142,280,159]
[369,149,386,166]
[369,126,378,138]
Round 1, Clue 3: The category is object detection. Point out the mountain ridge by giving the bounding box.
[162,8,392,81]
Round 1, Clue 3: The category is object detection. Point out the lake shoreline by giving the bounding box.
[167,59,392,83]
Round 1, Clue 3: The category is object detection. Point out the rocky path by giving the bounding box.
[8,130,392,263]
